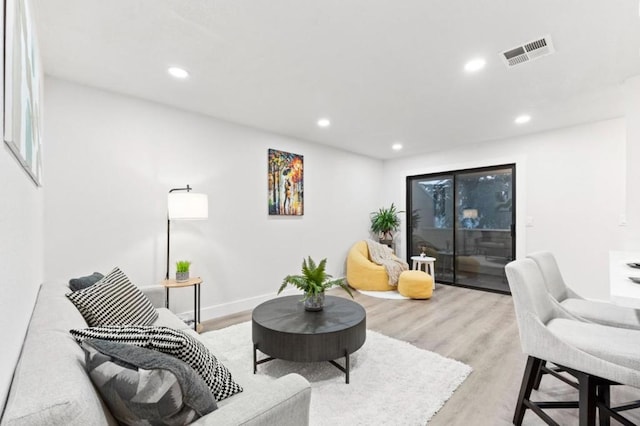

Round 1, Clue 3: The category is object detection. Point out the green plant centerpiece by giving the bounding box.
[278,256,353,312]
[370,203,402,246]
[175,260,191,282]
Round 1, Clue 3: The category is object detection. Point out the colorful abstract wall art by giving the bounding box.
[268,149,303,215]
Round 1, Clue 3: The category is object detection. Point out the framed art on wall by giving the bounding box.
[3,0,43,186]
[268,149,303,216]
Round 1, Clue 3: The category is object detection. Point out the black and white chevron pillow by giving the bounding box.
[66,267,158,327]
[70,325,243,402]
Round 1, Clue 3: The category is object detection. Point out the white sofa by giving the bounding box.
[0,281,311,425]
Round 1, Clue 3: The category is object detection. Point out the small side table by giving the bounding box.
[410,256,436,290]
[162,277,202,332]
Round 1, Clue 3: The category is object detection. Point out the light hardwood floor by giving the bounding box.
[201,284,640,425]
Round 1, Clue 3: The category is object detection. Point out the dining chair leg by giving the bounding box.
[533,359,546,390]
[514,356,542,425]
[577,372,597,426]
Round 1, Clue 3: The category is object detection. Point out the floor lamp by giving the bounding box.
[166,185,209,280]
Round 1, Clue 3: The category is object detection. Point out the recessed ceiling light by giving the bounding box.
[464,58,486,73]
[168,67,189,79]
[514,114,531,124]
[392,143,403,151]
[317,118,331,128]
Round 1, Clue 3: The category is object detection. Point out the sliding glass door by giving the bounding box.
[406,164,515,293]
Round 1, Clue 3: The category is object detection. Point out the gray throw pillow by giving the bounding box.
[66,267,158,326]
[69,272,104,291]
[81,339,217,425]
[71,325,243,402]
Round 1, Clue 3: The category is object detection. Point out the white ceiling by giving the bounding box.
[33,0,640,159]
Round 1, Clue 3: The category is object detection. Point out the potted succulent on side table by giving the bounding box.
[278,256,353,311]
[370,203,402,247]
[175,260,191,282]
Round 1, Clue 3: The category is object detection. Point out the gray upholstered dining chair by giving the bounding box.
[527,251,640,394]
[527,251,640,330]
[505,258,640,425]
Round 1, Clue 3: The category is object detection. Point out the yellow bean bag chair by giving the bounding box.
[346,241,396,291]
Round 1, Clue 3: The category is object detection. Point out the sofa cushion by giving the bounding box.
[66,267,158,326]
[81,339,217,425]
[69,272,104,291]
[153,307,191,330]
[1,282,116,426]
[70,326,243,402]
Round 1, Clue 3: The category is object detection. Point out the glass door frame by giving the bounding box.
[405,163,516,295]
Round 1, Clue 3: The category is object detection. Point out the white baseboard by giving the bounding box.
[177,278,349,322]
[178,288,301,321]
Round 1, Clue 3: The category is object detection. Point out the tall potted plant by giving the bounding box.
[278,257,353,311]
[370,203,402,247]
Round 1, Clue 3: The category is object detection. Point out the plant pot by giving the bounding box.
[176,271,189,282]
[379,238,393,248]
[304,291,325,312]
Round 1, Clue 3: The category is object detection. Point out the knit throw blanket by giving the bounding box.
[365,239,409,286]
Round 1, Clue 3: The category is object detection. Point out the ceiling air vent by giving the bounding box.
[500,35,555,68]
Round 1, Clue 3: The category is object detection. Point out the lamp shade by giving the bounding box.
[168,192,208,220]
[462,209,478,219]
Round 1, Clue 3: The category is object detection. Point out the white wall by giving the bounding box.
[0,5,44,410]
[382,118,627,300]
[0,0,45,409]
[624,76,640,249]
[0,125,44,411]
[43,78,383,318]
[43,77,631,305]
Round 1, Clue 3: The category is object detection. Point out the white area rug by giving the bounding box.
[356,289,409,299]
[202,322,472,425]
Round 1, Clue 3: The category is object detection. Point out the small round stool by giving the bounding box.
[410,256,436,290]
[398,270,434,299]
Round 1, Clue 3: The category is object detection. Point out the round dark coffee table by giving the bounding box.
[252,295,366,384]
